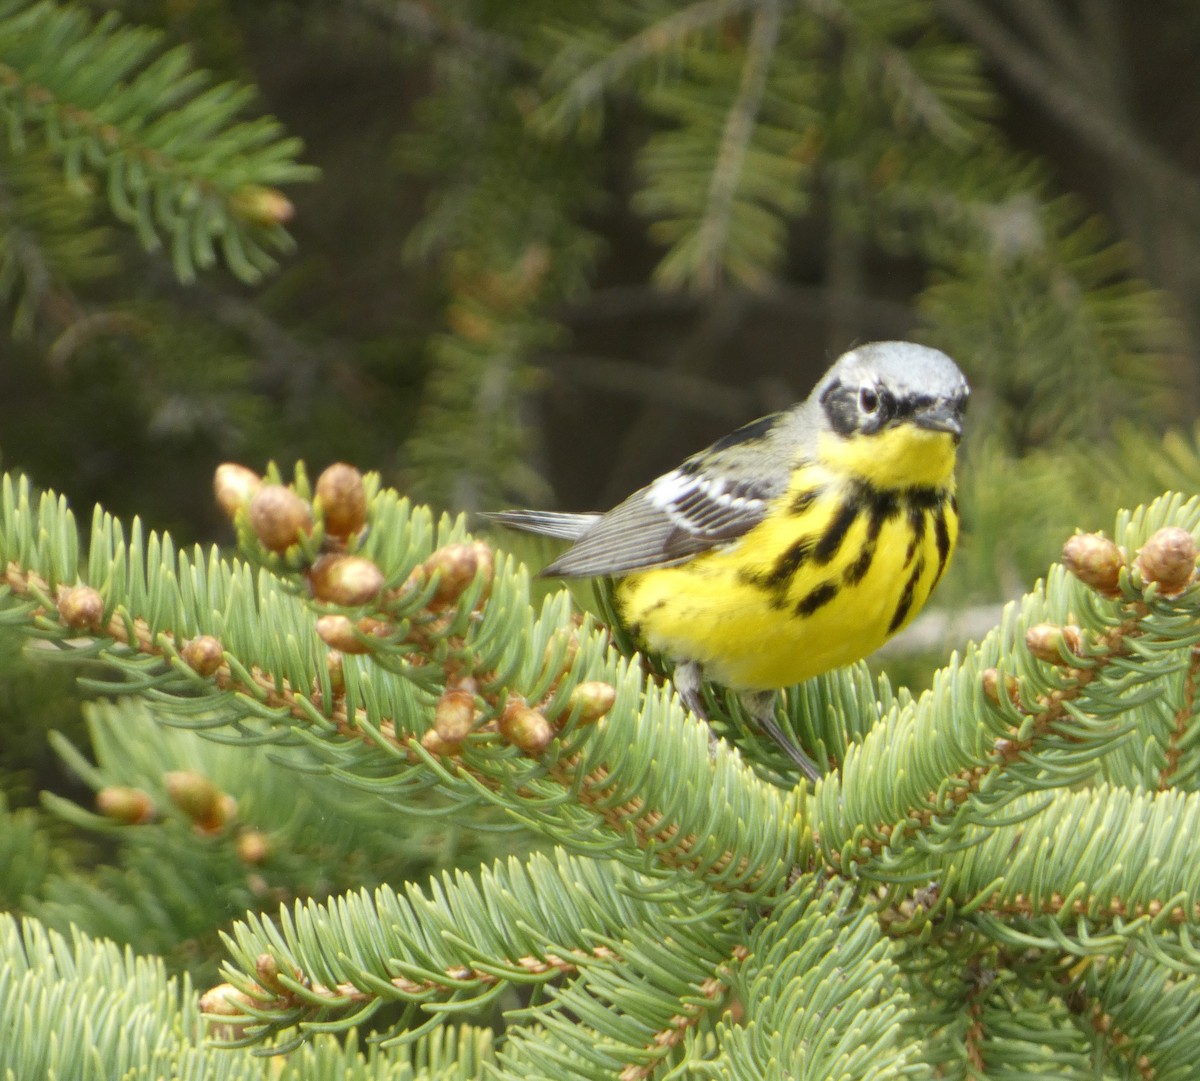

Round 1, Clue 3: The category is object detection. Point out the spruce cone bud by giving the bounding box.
[316,614,391,653]
[230,184,294,225]
[254,953,291,995]
[193,793,237,836]
[420,727,463,757]
[58,585,104,631]
[981,668,1020,709]
[1136,527,1198,598]
[164,770,219,822]
[316,463,367,539]
[214,463,262,521]
[182,635,224,676]
[248,484,313,553]
[544,628,580,674]
[236,829,271,865]
[422,541,495,608]
[96,785,156,824]
[568,681,616,724]
[1025,623,1083,665]
[308,554,384,607]
[199,982,258,1018]
[325,650,345,696]
[434,688,477,744]
[1061,532,1124,598]
[500,701,554,755]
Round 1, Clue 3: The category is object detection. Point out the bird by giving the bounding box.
[491,341,969,782]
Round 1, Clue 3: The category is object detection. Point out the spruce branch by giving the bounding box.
[0,0,315,282]
[812,494,1200,881]
[936,0,1200,232]
[0,910,500,1079]
[535,0,762,132]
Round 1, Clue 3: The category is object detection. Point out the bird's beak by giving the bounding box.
[913,403,963,440]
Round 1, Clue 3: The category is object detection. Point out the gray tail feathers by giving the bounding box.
[484,509,601,543]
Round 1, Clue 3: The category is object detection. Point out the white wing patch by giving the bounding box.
[648,469,769,539]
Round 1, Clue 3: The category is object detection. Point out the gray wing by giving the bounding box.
[541,467,779,578]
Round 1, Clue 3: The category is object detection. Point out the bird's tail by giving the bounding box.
[484,509,601,542]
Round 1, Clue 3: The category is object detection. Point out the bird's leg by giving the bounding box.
[672,661,725,756]
[739,689,822,782]
[674,662,822,781]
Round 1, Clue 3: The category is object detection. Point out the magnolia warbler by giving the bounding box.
[494,341,969,781]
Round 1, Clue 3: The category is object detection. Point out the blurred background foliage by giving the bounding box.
[2,0,1200,983]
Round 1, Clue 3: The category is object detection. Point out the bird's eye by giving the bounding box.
[859,386,880,415]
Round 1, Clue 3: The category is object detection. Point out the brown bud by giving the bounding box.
[325,650,345,696]
[229,184,294,225]
[213,463,262,521]
[96,785,156,824]
[236,829,271,865]
[500,701,554,755]
[1025,623,1083,665]
[164,770,219,822]
[316,614,391,654]
[316,463,368,539]
[420,726,463,757]
[199,982,258,1018]
[308,554,384,607]
[248,484,312,553]
[58,585,104,631]
[253,953,294,996]
[422,541,495,609]
[568,681,616,724]
[194,792,237,836]
[544,628,580,674]
[182,634,224,677]
[1061,532,1124,598]
[1136,526,1198,599]
[434,688,477,744]
[981,668,1020,709]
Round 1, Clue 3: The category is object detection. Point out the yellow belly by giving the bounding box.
[616,473,957,691]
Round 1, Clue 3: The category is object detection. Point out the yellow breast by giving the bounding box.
[616,429,959,691]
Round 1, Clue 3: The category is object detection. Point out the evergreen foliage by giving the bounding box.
[2,3,1199,1079]
[3,466,1200,1077]
[0,0,313,290]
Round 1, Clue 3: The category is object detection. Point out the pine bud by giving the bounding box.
[1061,532,1124,598]
[199,982,258,1018]
[236,829,271,865]
[193,793,237,836]
[165,770,219,821]
[214,463,262,521]
[308,554,384,607]
[544,628,580,674]
[500,701,554,755]
[568,681,616,724]
[229,184,294,225]
[981,668,1020,709]
[1025,623,1083,665]
[316,614,391,653]
[1136,526,1198,598]
[254,953,291,995]
[182,634,224,676]
[96,785,156,824]
[434,688,477,744]
[420,727,462,757]
[325,650,345,696]
[422,541,495,609]
[248,484,313,553]
[315,463,368,539]
[58,585,104,631]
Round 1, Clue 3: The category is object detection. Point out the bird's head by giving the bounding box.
[814,341,970,490]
